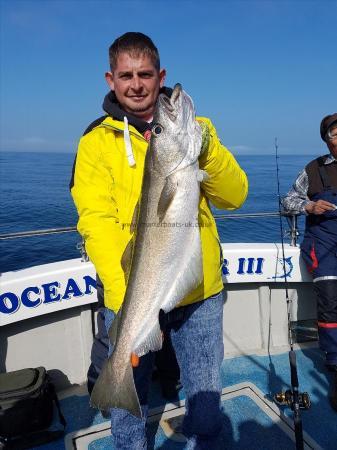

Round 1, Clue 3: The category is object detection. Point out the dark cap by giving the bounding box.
[320,113,337,142]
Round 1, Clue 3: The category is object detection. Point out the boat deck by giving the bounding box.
[38,346,334,450]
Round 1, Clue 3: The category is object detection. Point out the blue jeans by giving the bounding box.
[104,291,224,450]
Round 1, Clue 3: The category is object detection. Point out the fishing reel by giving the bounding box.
[274,390,311,410]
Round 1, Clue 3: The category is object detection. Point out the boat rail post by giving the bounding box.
[283,212,300,247]
[76,239,89,262]
[289,213,300,247]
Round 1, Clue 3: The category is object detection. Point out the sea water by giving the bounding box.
[0,151,317,273]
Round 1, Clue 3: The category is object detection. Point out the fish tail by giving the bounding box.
[90,357,142,418]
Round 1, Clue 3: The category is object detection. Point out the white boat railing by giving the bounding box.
[0,211,301,245]
[0,226,77,240]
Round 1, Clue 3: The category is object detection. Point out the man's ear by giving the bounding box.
[105,72,114,90]
[159,68,166,88]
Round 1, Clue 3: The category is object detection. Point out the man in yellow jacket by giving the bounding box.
[71,32,248,449]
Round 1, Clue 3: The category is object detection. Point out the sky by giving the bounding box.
[0,0,336,155]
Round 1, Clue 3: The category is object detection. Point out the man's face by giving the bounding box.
[326,124,337,159]
[105,52,166,121]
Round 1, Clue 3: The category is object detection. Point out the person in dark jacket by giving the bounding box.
[283,113,337,412]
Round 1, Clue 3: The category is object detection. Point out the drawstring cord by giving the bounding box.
[124,116,136,167]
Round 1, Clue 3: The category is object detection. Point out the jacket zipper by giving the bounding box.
[101,121,147,230]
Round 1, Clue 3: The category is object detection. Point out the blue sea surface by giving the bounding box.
[0,151,316,273]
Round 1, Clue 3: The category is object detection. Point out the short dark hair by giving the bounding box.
[320,113,337,142]
[109,32,160,72]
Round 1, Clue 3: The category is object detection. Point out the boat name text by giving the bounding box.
[0,275,97,315]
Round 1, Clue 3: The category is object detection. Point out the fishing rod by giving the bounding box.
[273,138,310,450]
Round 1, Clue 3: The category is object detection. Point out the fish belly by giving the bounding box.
[129,168,202,356]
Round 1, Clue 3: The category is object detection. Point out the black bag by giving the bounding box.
[0,367,66,450]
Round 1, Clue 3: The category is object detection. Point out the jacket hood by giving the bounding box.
[102,87,173,134]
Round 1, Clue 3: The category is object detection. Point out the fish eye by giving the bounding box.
[152,124,164,136]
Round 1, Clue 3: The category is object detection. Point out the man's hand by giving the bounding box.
[305,200,337,215]
[199,121,210,156]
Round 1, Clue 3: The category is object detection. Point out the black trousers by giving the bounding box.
[314,279,337,367]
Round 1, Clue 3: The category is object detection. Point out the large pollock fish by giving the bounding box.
[90,83,207,417]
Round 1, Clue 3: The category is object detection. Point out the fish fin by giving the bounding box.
[121,239,134,284]
[133,318,162,357]
[90,357,142,418]
[157,176,177,222]
[198,169,209,182]
[130,202,139,234]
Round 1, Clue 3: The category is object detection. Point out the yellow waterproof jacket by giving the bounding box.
[71,115,248,312]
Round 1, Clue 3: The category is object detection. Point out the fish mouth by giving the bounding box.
[159,83,182,118]
[171,83,182,103]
